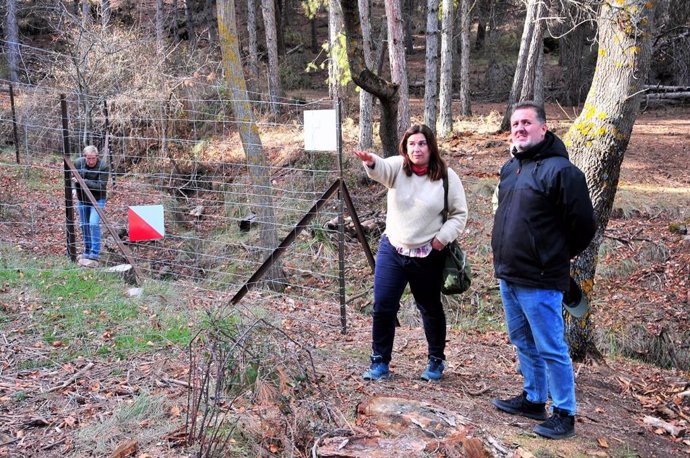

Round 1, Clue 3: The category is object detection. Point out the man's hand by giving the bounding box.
[353,150,375,167]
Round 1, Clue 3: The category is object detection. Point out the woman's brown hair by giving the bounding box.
[399,124,447,181]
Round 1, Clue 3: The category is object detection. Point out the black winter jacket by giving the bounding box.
[74,157,109,202]
[491,131,595,291]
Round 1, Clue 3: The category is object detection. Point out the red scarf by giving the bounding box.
[411,164,429,176]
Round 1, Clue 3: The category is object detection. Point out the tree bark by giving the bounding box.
[6,0,19,83]
[328,0,345,102]
[247,0,260,96]
[101,0,111,27]
[424,0,440,130]
[557,5,596,106]
[156,0,164,53]
[565,0,658,361]
[217,0,285,290]
[185,0,196,47]
[206,0,218,44]
[358,0,375,150]
[340,0,400,157]
[275,0,285,55]
[458,0,472,116]
[261,0,283,117]
[519,0,547,102]
[82,0,92,27]
[438,0,454,137]
[386,0,410,140]
[404,0,414,55]
[500,0,537,131]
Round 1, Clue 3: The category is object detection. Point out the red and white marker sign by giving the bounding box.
[128,205,165,241]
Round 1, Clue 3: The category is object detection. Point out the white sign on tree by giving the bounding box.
[304,110,337,151]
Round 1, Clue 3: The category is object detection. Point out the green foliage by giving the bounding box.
[300,0,328,19]
[305,33,351,88]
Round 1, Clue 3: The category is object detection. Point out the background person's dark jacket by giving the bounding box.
[73,157,109,202]
[491,131,595,291]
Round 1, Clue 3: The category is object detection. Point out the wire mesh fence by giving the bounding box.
[0,79,373,334]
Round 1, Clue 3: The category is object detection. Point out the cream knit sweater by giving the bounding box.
[365,155,468,250]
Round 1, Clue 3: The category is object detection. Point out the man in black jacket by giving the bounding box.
[72,145,109,265]
[490,101,595,439]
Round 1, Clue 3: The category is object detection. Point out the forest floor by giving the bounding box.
[1,101,689,457]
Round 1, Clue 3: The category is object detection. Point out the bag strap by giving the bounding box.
[442,173,449,223]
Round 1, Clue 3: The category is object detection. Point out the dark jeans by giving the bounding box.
[372,235,446,363]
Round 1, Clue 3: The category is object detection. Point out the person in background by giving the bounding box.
[490,101,595,439]
[72,145,109,265]
[353,124,468,382]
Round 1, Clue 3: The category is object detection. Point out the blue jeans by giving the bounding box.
[499,279,576,415]
[371,235,446,363]
[78,199,106,259]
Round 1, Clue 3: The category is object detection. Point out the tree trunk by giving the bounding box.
[519,0,547,102]
[340,0,399,157]
[82,0,92,27]
[358,0,375,150]
[156,0,164,53]
[217,0,285,290]
[424,0,440,130]
[275,0,285,55]
[458,0,471,116]
[475,0,489,50]
[206,0,218,44]
[565,0,658,361]
[173,0,181,43]
[386,0,410,140]
[404,0,414,55]
[262,0,283,117]
[247,0,260,95]
[101,0,111,27]
[500,0,537,131]
[185,0,196,47]
[438,0,454,137]
[328,0,345,102]
[533,41,544,105]
[557,5,596,106]
[6,0,19,83]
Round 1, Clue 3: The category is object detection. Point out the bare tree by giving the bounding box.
[340,0,399,157]
[101,0,111,27]
[185,0,197,47]
[217,0,285,290]
[565,0,658,361]
[206,0,218,44]
[5,0,20,83]
[385,0,410,139]
[424,0,440,130]
[438,0,454,137]
[357,0,375,150]
[262,0,283,116]
[82,0,92,27]
[247,0,260,95]
[500,0,538,131]
[519,0,548,102]
[156,0,165,53]
[555,3,597,106]
[403,0,414,54]
[458,0,471,116]
[328,0,345,102]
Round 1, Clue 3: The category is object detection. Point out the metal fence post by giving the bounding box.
[61,94,77,261]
